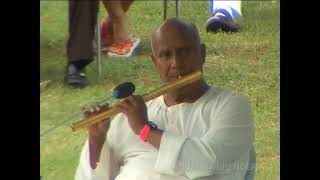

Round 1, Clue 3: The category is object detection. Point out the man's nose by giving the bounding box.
[171,53,184,68]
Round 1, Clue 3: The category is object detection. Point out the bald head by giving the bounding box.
[149,18,206,83]
[151,18,201,55]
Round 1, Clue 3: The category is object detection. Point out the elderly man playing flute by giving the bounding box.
[75,18,255,180]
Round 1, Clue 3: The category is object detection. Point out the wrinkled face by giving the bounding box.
[151,27,206,82]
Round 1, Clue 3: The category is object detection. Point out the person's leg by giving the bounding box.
[100,7,114,47]
[103,0,129,43]
[121,0,135,12]
[206,0,242,32]
[65,0,99,88]
[101,0,136,55]
[101,0,134,47]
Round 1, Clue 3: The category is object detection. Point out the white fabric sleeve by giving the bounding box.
[75,119,120,180]
[154,94,254,179]
[75,139,95,180]
[154,132,187,175]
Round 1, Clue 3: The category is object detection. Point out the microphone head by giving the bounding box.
[112,82,135,99]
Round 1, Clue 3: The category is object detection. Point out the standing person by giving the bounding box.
[65,0,136,89]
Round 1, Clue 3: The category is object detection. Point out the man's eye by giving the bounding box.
[179,48,189,56]
[160,51,171,60]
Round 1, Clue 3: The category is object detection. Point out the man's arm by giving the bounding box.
[75,105,119,180]
[75,139,98,180]
[147,129,164,149]
[113,94,254,179]
[75,122,120,180]
[152,94,254,179]
[88,130,107,170]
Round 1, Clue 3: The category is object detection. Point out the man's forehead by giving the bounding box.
[158,30,193,44]
[151,19,200,54]
[156,26,196,45]
[157,37,193,49]
[154,33,194,55]
[157,22,195,41]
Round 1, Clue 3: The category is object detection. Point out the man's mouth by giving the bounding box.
[168,74,183,80]
[168,71,190,80]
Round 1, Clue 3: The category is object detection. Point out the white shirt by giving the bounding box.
[75,86,255,180]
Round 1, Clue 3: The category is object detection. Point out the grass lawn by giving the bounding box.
[40,1,280,179]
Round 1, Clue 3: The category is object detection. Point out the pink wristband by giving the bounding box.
[139,124,151,142]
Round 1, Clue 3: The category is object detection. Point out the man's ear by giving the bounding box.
[200,43,206,65]
[150,54,159,72]
[150,54,157,66]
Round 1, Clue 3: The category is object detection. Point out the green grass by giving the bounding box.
[40,1,280,180]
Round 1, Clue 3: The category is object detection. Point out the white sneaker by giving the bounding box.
[206,8,241,32]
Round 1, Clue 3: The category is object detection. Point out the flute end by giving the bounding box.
[71,124,78,132]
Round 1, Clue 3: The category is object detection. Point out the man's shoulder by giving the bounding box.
[145,95,164,108]
[207,85,238,99]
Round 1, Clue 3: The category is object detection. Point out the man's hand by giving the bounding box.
[82,104,111,169]
[113,95,148,135]
[83,104,111,140]
[112,96,164,150]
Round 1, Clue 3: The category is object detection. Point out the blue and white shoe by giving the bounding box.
[206,8,241,32]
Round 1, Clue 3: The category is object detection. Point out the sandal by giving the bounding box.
[107,40,133,55]
[124,39,134,47]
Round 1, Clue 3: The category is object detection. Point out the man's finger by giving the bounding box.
[126,95,139,107]
[121,96,135,107]
[119,99,133,111]
[113,104,129,115]
[80,107,86,112]
[98,119,109,128]
[95,106,100,112]
[88,121,98,130]
[135,95,146,106]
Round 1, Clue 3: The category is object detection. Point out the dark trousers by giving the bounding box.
[67,0,99,64]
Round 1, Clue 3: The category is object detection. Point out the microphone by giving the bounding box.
[111,82,135,99]
[40,82,136,142]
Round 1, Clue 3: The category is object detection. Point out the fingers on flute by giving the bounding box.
[113,103,129,115]
[120,96,133,106]
[95,103,109,111]
[88,118,109,129]
[84,103,110,118]
[134,95,144,104]
[125,95,143,107]
[122,97,135,109]
[126,96,136,105]
[98,119,110,128]
[80,106,86,112]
